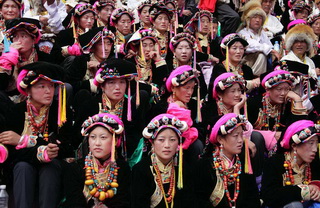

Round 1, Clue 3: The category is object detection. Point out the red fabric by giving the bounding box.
[0,47,19,70]
[167,103,198,149]
[198,0,217,13]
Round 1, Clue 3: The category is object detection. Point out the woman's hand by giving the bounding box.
[233,93,247,114]
[10,42,23,51]
[46,141,60,159]
[248,140,257,157]
[87,60,99,70]
[124,49,136,59]
[150,43,162,62]
[0,131,21,145]
[309,184,320,201]
[251,78,260,88]
[182,9,192,16]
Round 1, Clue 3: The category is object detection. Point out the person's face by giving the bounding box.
[261,0,274,14]
[79,12,95,30]
[152,128,179,165]
[294,136,318,165]
[199,16,210,35]
[312,19,320,36]
[295,9,309,20]
[154,13,169,33]
[93,38,113,59]
[174,40,193,64]
[28,79,55,108]
[141,38,155,60]
[0,0,19,20]
[292,40,308,57]
[211,23,218,39]
[139,6,151,25]
[217,126,244,160]
[101,78,127,104]
[88,126,113,161]
[228,41,245,65]
[99,5,114,23]
[219,83,243,108]
[249,15,263,32]
[172,79,195,104]
[115,14,132,35]
[12,30,35,54]
[166,3,175,10]
[268,82,291,104]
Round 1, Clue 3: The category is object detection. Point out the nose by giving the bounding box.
[164,139,170,148]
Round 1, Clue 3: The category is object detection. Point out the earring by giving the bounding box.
[220,144,223,154]
[27,94,31,100]
[293,150,297,163]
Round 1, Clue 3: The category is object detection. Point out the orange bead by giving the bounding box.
[107,189,114,198]
[89,188,97,195]
[99,191,106,201]
[285,181,292,186]
[111,182,119,188]
[94,191,100,198]
[283,163,289,168]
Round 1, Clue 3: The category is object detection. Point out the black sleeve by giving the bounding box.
[152,62,169,89]
[131,159,155,208]
[261,154,302,207]
[0,73,10,90]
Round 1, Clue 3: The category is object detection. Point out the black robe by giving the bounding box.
[261,153,320,207]
[131,156,196,208]
[62,158,131,208]
[195,156,260,208]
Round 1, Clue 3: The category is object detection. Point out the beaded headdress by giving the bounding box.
[169,32,196,52]
[165,65,199,92]
[93,0,115,10]
[184,10,214,34]
[126,28,158,52]
[261,70,298,89]
[5,18,41,44]
[110,8,134,27]
[81,113,124,138]
[220,33,248,49]
[164,0,178,12]
[280,120,320,149]
[79,26,115,52]
[149,3,173,22]
[143,114,188,140]
[212,72,246,99]
[74,3,96,17]
[292,2,312,14]
[209,113,248,144]
[308,14,320,25]
[137,0,153,14]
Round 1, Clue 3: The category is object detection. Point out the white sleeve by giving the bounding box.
[44,1,67,33]
[239,29,273,55]
[265,16,284,35]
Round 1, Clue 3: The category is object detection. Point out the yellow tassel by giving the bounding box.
[196,86,202,123]
[140,41,145,64]
[177,145,183,189]
[244,138,253,174]
[72,16,78,43]
[111,133,116,162]
[61,85,67,124]
[226,47,229,72]
[318,143,320,159]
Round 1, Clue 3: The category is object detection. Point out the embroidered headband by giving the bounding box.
[81,113,124,137]
[169,32,196,52]
[261,70,298,89]
[74,3,96,17]
[81,27,115,51]
[280,120,320,149]
[110,8,134,26]
[165,65,199,92]
[209,113,247,144]
[212,72,246,99]
[137,0,152,14]
[93,0,115,10]
[6,21,41,44]
[142,114,188,140]
[308,13,320,25]
[220,33,248,49]
[292,2,312,14]
[149,3,173,22]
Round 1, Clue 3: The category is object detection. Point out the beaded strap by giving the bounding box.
[37,145,51,163]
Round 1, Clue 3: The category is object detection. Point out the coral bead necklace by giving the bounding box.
[84,153,119,202]
[152,154,176,208]
[212,147,241,207]
[283,152,311,186]
[26,99,49,140]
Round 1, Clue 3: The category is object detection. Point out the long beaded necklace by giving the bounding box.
[217,100,233,116]
[283,152,311,186]
[196,33,210,55]
[26,99,49,140]
[152,154,176,208]
[101,93,124,119]
[254,95,284,131]
[212,147,241,207]
[222,61,243,76]
[84,153,119,202]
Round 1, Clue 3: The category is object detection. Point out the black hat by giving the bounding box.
[17,62,65,96]
[94,58,137,85]
[5,18,41,43]
[149,3,173,22]
[78,26,115,51]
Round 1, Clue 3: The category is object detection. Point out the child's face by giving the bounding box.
[212,23,218,39]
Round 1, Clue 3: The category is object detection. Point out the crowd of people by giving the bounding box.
[0,0,319,207]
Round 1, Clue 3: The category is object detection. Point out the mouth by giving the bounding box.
[94,148,103,152]
[162,151,172,154]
